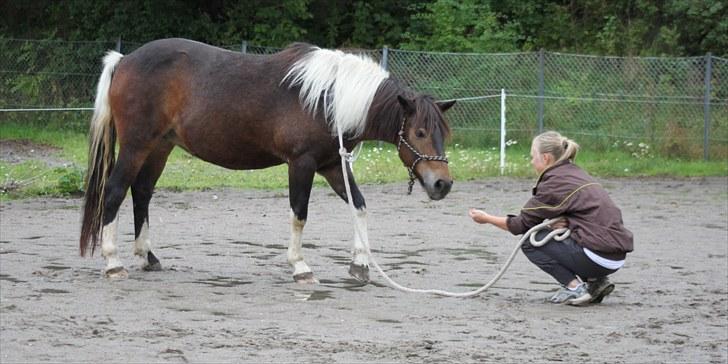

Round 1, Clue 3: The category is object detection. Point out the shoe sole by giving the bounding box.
[566,293,592,306]
[590,284,615,304]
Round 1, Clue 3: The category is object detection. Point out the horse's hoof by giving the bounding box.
[142,262,162,271]
[105,266,129,279]
[348,263,370,283]
[293,272,319,284]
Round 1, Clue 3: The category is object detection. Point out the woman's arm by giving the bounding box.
[468,208,509,231]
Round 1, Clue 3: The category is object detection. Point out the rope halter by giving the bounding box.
[396,116,448,194]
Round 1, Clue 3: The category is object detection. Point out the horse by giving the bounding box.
[79,38,455,283]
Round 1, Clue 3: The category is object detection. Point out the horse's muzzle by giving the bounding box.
[426,178,452,200]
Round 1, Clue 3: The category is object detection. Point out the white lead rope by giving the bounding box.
[335,117,569,297]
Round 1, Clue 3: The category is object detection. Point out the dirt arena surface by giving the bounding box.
[1,177,726,363]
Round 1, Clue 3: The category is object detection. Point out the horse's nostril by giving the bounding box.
[435,179,452,192]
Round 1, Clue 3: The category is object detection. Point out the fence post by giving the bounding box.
[537,48,545,134]
[703,52,712,161]
[116,37,121,53]
[500,88,506,175]
[241,40,248,54]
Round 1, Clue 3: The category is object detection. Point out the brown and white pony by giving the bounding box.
[80,38,454,283]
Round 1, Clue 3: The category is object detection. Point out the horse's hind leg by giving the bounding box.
[131,142,173,271]
[287,156,318,284]
[100,145,154,278]
[318,163,370,282]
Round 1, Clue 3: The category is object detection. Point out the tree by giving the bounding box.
[400,0,519,52]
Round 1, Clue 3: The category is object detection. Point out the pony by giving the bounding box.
[80,38,455,283]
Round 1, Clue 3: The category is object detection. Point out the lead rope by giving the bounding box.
[335,113,570,297]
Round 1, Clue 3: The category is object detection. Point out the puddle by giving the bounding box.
[323,254,349,262]
[319,278,368,292]
[229,240,258,246]
[382,259,428,271]
[229,240,287,250]
[191,276,253,288]
[375,319,401,324]
[382,248,430,259]
[703,223,726,230]
[319,278,387,291]
[172,202,193,210]
[0,274,25,283]
[294,290,334,301]
[210,311,232,316]
[42,265,71,271]
[456,282,488,288]
[39,288,70,294]
[444,248,498,263]
[252,253,278,260]
[391,260,427,266]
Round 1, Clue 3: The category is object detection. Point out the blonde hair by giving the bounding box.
[533,131,580,164]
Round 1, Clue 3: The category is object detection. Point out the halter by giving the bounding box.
[396,116,448,194]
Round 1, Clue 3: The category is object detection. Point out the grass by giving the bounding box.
[1,122,726,200]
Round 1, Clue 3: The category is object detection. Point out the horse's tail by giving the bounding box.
[80,51,123,257]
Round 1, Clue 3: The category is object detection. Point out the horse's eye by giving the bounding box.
[415,128,426,138]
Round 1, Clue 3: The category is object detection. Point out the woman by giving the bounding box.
[469,131,633,305]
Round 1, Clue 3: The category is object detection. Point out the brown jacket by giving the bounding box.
[506,160,633,260]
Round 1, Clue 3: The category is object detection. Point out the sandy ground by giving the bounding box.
[0,177,726,363]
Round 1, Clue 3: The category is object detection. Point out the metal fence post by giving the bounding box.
[116,37,121,53]
[500,88,506,175]
[241,40,248,54]
[537,48,545,134]
[703,53,712,160]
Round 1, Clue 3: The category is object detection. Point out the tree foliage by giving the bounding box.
[1,0,725,56]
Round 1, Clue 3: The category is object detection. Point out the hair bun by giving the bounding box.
[562,139,569,150]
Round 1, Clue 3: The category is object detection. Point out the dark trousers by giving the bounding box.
[521,230,617,286]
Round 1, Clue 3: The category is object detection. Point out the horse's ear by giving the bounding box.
[436,100,456,112]
[397,95,416,115]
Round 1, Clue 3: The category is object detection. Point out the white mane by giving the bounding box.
[282,47,390,138]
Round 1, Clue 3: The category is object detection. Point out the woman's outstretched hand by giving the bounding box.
[469,208,490,224]
[469,208,509,231]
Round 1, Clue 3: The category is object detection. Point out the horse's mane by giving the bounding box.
[280,43,389,138]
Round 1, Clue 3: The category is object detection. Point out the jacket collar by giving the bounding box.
[532,159,572,194]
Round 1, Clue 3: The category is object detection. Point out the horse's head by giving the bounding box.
[396,95,455,200]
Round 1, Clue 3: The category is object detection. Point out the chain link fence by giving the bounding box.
[1,38,726,159]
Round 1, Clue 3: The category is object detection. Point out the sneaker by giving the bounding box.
[587,277,615,304]
[549,283,592,306]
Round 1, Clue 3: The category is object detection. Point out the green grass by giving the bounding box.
[1,122,726,200]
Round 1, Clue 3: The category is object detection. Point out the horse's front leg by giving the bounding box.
[287,156,318,284]
[318,163,370,282]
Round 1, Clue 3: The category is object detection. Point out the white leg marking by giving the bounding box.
[352,208,370,267]
[287,210,312,277]
[133,221,152,268]
[101,214,126,277]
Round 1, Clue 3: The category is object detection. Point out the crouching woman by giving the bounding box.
[469,131,633,305]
